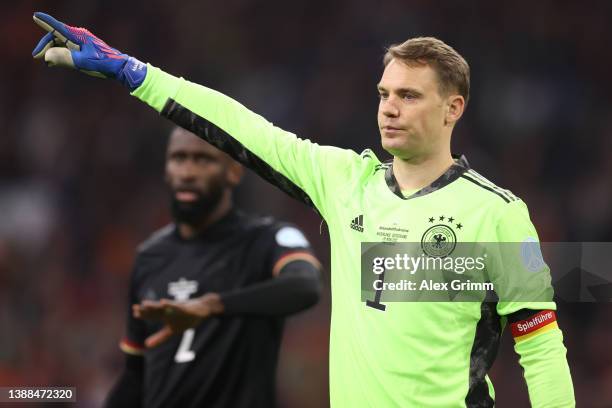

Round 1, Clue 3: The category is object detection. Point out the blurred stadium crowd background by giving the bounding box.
[1,0,611,406]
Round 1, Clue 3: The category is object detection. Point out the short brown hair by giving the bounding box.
[383,37,470,106]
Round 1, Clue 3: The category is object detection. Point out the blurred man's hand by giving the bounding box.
[133,294,224,348]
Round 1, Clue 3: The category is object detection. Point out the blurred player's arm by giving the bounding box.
[135,255,321,348]
[221,257,321,316]
[222,225,322,317]
[136,226,322,348]
[104,354,144,408]
[104,259,148,407]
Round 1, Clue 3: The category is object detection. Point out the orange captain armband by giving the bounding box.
[510,310,558,343]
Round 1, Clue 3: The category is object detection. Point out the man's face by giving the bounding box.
[165,128,240,224]
[377,59,450,159]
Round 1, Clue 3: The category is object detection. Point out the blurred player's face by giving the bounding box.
[165,128,242,224]
[377,59,461,159]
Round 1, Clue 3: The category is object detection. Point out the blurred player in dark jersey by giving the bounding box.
[104,126,322,408]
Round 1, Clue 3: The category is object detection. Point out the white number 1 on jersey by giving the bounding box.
[174,328,196,363]
[168,278,199,363]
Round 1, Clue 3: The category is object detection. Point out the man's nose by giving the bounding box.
[380,97,400,117]
[177,160,198,180]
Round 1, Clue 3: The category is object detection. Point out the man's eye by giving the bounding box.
[195,156,212,164]
[378,93,388,100]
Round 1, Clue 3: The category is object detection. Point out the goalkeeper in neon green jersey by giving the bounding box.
[32,12,575,407]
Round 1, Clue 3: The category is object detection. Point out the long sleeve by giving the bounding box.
[514,327,575,407]
[221,223,321,316]
[131,65,373,219]
[221,259,321,317]
[485,196,575,406]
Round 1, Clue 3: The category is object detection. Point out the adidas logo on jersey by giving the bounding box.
[350,214,364,232]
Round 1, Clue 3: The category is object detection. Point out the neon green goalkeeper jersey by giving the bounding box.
[133,66,574,407]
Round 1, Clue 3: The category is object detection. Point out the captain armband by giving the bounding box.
[509,310,558,343]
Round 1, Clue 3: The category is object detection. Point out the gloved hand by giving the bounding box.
[32,12,147,91]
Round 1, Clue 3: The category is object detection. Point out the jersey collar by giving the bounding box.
[173,208,243,241]
[384,154,470,200]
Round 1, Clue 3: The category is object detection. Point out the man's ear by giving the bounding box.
[445,94,465,126]
[226,162,244,186]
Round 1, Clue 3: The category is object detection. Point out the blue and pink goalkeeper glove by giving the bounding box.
[31,12,147,91]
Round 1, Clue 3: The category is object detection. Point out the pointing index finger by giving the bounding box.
[32,12,80,51]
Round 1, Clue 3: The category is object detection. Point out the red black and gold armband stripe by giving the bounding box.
[119,338,146,356]
[272,251,321,277]
[509,309,558,343]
